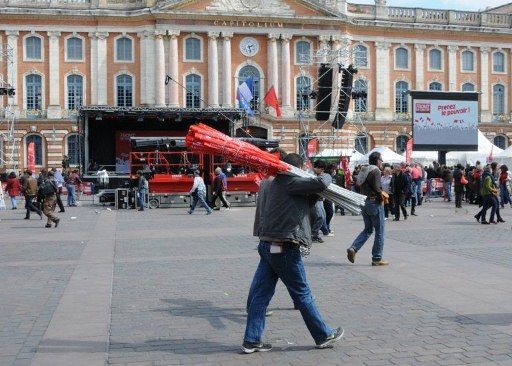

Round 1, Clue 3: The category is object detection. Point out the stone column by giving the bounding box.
[330,36,343,120]
[222,32,233,107]
[5,30,19,115]
[414,43,426,91]
[168,30,180,107]
[480,47,491,122]
[144,31,155,105]
[318,35,330,64]
[208,32,220,108]
[96,32,109,105]
[88,33,98,105]
[447,45,458,92]
[154,31,166,107]
[375,41,392,121]
[137,32,147,105]
[280,34,292,116]
[47,31,61,118]
[267,34,279,99]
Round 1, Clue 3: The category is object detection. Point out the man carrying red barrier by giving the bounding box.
[211,167,230,211]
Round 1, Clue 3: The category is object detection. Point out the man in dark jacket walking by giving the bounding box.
[23,170,42,220]
[453,164,464,208]
[391,165,409,221]
[41,171,60,228]
[211,167,230,210]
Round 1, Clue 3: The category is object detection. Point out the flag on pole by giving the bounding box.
[237,81,253,103]
[27,142,36,172]
[487,145,494,163]
[263,86,282,117]
[237,88,254,116]
[406,137,413,164]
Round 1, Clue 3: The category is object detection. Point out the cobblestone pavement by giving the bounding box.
[1,199,512,365]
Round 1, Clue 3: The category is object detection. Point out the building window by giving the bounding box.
[26,74,42,110]
[238,65,260,110]
[462,83,475,92]
[66,37,83,61]
[461,50,474,71]
[67,134,80,166]
[25,134,43,166]
[185,37,201,61]
[296,41,311,64]
[429,82,442,91]
[429,49,442,70]
[116,37,133,62]
[185,74,201,108]
[296,76,311,110]
[395,47,409,69]
[355,133,368,154]
[395,81,409,113]
[494,135,507,149]
[396,135,409,153]
[354,44,368,68]
[493,51,505,73]
[25,36,42,60]
[116,74,133,107]
[67,75,83,110]
[493,84,505,115]
[353,79,368,112]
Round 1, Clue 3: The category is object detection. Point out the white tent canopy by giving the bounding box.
[352,146,406,165]
[495,145,512,168]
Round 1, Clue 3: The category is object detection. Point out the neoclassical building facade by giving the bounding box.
[1,0,512,171]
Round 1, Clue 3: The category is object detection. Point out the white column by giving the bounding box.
[96,32,109,105]
[88,33,98,105]
[267,33,279,98]
[154,31,166,107]
[221,32,233,107]
[414,43,426,91]
[168,30,180,107]
[448,45,458,92]
[330,36,342,120]
[375,41,392,121]
[137,32,147,105]
[5,30,19,115]
[480,47,491,122]
[47,31,61,118]
[318,35,330,64]
[208,32,220,108]
[280,34,292,116]
[144,31,155,105]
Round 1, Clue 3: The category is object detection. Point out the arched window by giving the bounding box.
[353,79,368,112]
[116,37,133,62]
[429,49,442,70]
[25,134,43,166]
[462,83,475,92]
[67,37,83,61]
[461,50,474,71]
[296,76,311,110]
[26,74,42,110]
[429,82,442,91]
[185,74,201,108]
[396,135,409,153]
[493,84,505,115]
[296,41,311,64]
[493,52,505,73]
[238,65,260,110]
[25,36,42,60]
[395,81,409,113]
[116,74,133,107]
[354,44,368,68]
[395,47,409,69]
[67,134,80,166]
[494,135,507,149]
[355,133,368,154]
[67,75,83,110]
[185,37,201,61]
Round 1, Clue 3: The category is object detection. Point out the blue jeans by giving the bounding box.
[137,189,147,210]
[350,200,385,261]
[416,179,423,203]
[445,182,452,201]
[66,184,76,206]
[10,196,17,208]
[189,191,212,213]
[500,183,511,206]
[244,241,332,344]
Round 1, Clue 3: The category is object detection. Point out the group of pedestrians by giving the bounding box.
[187,167,231,215]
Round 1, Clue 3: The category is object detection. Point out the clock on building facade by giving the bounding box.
[239,37,259,57]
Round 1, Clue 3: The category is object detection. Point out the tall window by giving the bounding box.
[429,82,442,91]
[116,74,133,107]
[25,36,42,60]
[296,41,311,64]
[238,65,260,110]
[493,52,505,73]
[494,135,507,149]
[67,134,80,165]
[355,133,368,154]
[116,37,132,62]
[462,83,475,92]
[296,76,311,110]
[25,134,43,166]
[67,37,83,61]
[396,135,409,153]
[353,79,368,112]
[395,81,409,113]
[429,49,442,70]
[67,75,83,110]
[26,74,42,110]
[461,50,474,71]
[395,47,409,69]
[185,37,201,61]
[354,44,368,68]
[493,84,505,115]
[185,74,201,108]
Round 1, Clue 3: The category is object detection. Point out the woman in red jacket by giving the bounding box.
[5,172,21,209]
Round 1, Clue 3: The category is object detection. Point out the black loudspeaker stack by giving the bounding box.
[315,64,333,122]
[332,65,357,129]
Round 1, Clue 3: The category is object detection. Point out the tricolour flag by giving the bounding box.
[263,86,282,117]
[237,88,254,116]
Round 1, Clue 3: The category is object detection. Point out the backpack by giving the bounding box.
[38,179,57,197]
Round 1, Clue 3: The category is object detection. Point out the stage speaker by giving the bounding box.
[315,64,333,121]
[332,65,357,129]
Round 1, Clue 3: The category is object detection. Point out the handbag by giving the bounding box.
[461,175,468,185]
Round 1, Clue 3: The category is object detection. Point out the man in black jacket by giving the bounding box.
[41,171,60,228]
[391,164,409,221]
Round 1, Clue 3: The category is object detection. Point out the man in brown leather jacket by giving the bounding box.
[23,170,42,220]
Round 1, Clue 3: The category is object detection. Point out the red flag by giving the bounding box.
[263,86,282,117]
[406,137,413,164]
[487,145,494,163]
[27,142,36,172]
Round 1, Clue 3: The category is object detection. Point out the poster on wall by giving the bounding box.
[410,91,479,151]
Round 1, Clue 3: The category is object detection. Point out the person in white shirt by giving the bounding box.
[51,168,65,213]
[188,170,212,215]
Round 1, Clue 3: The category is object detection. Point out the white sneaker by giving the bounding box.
[325,232,334,237]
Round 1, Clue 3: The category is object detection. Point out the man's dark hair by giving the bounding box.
[369,152,381,166]
[27,170,33,176]
[283,153,304,168]
[313,159,327,170]
[269,147,288,161]
[491,162,497,169]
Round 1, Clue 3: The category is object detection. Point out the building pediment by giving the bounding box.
[484,2,512,14]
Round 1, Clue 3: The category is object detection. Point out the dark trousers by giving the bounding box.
[393,193,407,220]
[323,200,334,229]
[212,190,230,208]
[25,195,42,218]
[454,185,463,208]
[56,187,65,212]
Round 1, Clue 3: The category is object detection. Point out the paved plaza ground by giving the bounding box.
[1,198,512,366]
